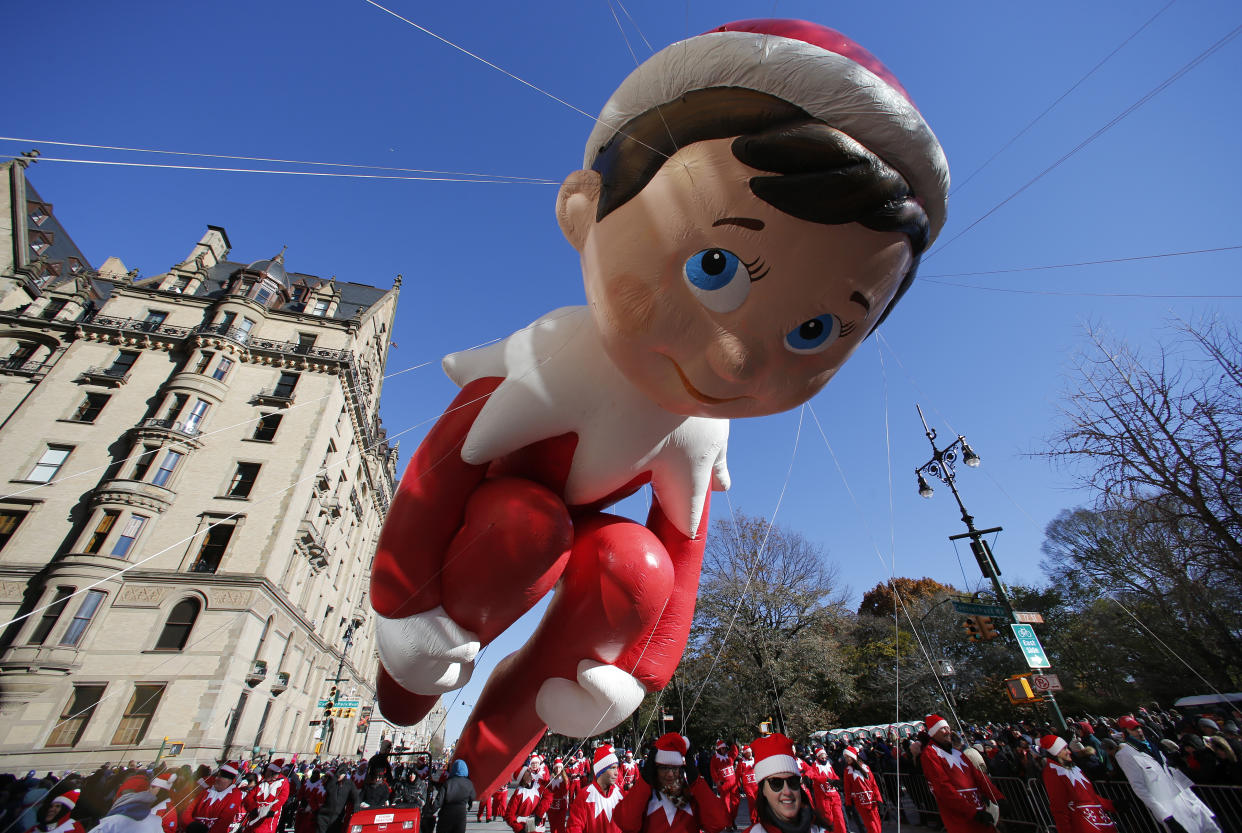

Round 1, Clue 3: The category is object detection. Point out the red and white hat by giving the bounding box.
[52,790,80,811]
[151,774,174,790]
[1117,716,1141,730]
[925,715,950,737]
[1039,735,1068,757]
[843,747,859,761]
[751,733,801,783]
[653,733,690,766]
[218,763,240,779]
[593,744,619,777]
[116,775,151,798]
[584,19,949,241]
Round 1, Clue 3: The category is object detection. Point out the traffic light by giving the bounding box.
[961,616,982,641]
[977,616,1000,640]
[1004,674,1039,704]
[324,686,339,718]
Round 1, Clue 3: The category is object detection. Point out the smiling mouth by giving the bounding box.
[666,357,747,405]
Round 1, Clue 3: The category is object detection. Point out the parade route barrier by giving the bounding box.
[874,770,1241,833]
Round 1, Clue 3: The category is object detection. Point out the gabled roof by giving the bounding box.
[192,260,389,320]
[20,177,95,292]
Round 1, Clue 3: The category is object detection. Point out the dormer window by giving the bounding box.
[311,299,330,317]
[30,230,53,257]
[67,257,85,275]
[28,202,51,226]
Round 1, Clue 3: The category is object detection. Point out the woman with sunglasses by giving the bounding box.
[745,735,834,833]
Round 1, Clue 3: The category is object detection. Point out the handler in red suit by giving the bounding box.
[245,761,292,833]
[735,746,757,824]
[505,765,554,833]
[297,772,326,833]
[547,759,580,833]
[840,748,882,833]
[568,746,625,833]
[615,734,727,833]
[185,764,245,833]
[620,752,640,794]
[709,742,740,829]
[802,748,846,833]
[25,789,85,833]
[919,716,1001,833]
[1039,735,1117,833]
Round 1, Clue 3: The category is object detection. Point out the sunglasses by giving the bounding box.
[765,776,802,792]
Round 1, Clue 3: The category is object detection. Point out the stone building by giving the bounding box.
[0,159,444,769]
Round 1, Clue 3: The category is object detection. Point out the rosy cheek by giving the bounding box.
[599,273,659,337]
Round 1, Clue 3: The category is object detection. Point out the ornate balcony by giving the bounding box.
[78,365,131,386]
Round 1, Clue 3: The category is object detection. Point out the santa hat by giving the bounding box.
[593,744,619,777]
[813,746,825,755]
[218,763,239,779]
[843,747,859,761]
[1039,735,1068,757]
[151,774,174,790]
[52,790,80,811]
[265,759,284,773]
[925,715,949,737]
[751,733,801,783]
[116,775,151,798]
[584,19,949,241]
[1117,716,1141,730]
[553,757,564,765]
[653,733,690,766]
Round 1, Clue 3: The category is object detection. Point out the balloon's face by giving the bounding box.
[562,138,913,420]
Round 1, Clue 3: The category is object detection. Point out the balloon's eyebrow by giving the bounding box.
[712,217,765,231]
[850,291,871,312]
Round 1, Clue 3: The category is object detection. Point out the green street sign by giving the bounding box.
[317,698,360,708]
[1010,623,1051,669]
[951,600,1008,619]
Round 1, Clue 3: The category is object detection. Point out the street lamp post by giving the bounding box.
[322,617,363,758]
[914,405,1068,732]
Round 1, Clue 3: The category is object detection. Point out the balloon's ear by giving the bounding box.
[557,170,602,252]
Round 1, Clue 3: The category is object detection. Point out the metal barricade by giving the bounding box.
[1089,779,1162,833]
[1192,784,1242,833]
[990,776,1055,833]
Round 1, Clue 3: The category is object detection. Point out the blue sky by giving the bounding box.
[10,0,1240,742]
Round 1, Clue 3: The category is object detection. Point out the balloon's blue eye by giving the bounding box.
[785,315,839,354]
[683,249,750,313]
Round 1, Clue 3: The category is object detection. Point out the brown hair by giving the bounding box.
[591,87,930,326]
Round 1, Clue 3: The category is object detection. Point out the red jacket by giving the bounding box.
[567,783,624,833]
[245,777,291,833]
[614,779,727,833]
[1041,762,1116,833]
[709,755,737,795]
[842,764,881,808]
[185,786,246,833]
[920,744,1002,833]
[506,785,554,833]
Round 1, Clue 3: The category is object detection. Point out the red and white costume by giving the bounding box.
[841,753,882,833]
[186,784,246,833]
[245,775,291,833]
[615,735,727,833]
[621,760,640,793]
[297,779,326,833]
[735,753,757,824]
[505,777,554,833]
[710,747,739,826]
[547,772,580,833]
[802,758,846,833]
[1040,736,1115,833]
[920,735,1002,833]
[568,783,624,833]
[26,791,85,833]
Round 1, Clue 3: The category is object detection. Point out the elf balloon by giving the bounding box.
[371,19,948,794]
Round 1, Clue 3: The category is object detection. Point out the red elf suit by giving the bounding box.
[297,776,326,833]
[245,763,291,833]
[710,743,740,826]
[1039,736,1116,833]
[735,748,758,824]
[615,734,727,833]
[547,762,580,833]
[840,748,882,833]
[568,748,625,833]
[185,765,246,833]
[620,755,640,794]
[26,790,85,833]
[802,751,846,833]
[505,767,554,833]
[919,717,1002,833]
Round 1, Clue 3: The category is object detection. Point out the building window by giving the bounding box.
[236,317,255,343]
[131,445,159,480]
[143,310,168,330]
[211,357,234,381]
[28,586,73,645]
[154,598,200,651]
[253,285,273,305]
[6,342,38,368]
[60,590,106,647]
[27,445,72,483]
[296,333,317,353]
[252,413,282,442]
[28,201,51,226]
[46,684,106,748]
[273,373,299,399]
[227,463,260,498]
[194,351,215,374]
[107,350,139,377]
[30,229,53,256]
[71,392,110,423]
[0,509,28,552]
[110,515,147,558]
[311,299,329,316]
[191,522,235,573]
[110,684,165,745]
[168,275,190,293]
[83,510,120,554]
[41,298,68,320]
[150,450,182,488]
[183,399,211,433]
